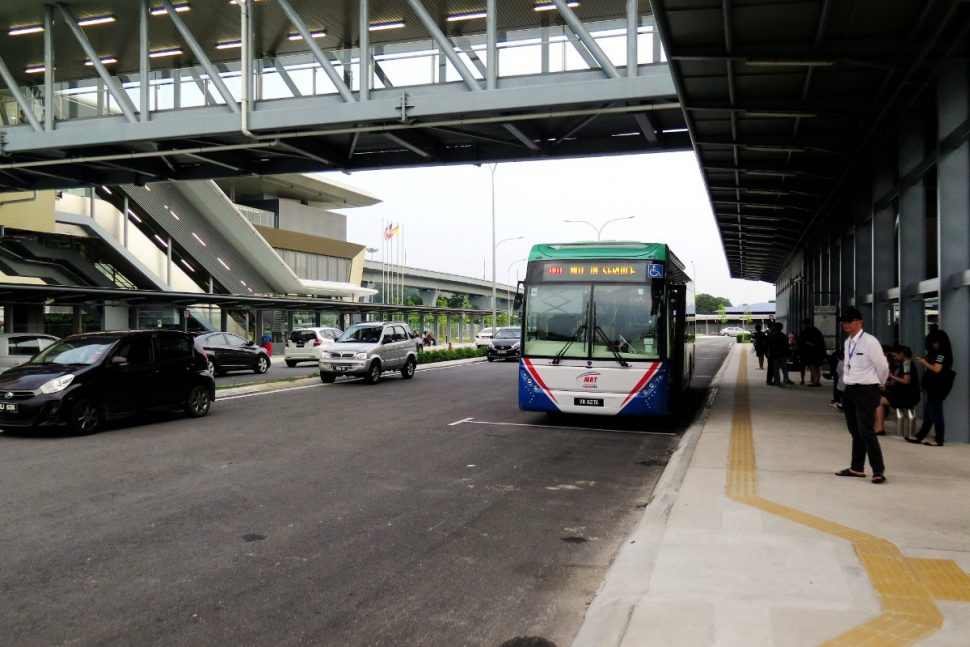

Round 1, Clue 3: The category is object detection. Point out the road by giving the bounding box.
[0,338,732,646]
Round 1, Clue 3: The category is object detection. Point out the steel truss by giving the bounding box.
[0,0,687,191]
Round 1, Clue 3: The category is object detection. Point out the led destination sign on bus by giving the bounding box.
[529,261,657,282]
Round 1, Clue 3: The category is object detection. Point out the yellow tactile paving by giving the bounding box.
[723,351,966,645]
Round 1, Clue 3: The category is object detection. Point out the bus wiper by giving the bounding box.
[551,323,586,365]
[593,325,630,367]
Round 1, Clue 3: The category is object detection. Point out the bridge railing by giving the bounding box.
[0,16,665,127]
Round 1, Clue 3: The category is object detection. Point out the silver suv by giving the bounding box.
[319,321,419,384]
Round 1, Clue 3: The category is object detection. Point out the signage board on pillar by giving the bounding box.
[815,305,838,351]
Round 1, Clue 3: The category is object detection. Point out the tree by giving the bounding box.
[742,308,753,326]
[717,303,728,325]
[696,293,733,314]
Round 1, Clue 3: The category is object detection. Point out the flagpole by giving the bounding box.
[381,219,386,306]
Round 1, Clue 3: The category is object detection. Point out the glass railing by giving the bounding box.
[0,17,664,126]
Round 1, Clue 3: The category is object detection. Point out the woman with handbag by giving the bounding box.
[907,329,955,446]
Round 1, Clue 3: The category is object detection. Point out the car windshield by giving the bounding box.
[28,336,120,366]
[494,328,520,340]
[338,324,383,344]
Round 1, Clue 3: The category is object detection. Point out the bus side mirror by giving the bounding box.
[513,283,524,311]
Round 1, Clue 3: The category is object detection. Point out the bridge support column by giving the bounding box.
[937,58,970,443]
[417,289,439,306]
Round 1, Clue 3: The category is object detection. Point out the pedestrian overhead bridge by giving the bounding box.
[0,0,687,191]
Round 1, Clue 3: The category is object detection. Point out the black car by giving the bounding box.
[194,332,271,376]
[486,327,522,362]
[0,330,215,435]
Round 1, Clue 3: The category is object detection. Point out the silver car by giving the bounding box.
[319,321,418,384]
[0,333,59,371]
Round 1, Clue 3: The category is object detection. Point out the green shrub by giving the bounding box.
[736,332,751,344]
[416,346,487,364]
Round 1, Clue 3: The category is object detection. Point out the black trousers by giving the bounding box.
[843,384,885,474]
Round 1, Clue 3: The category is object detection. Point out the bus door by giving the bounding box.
[668,284,688,395]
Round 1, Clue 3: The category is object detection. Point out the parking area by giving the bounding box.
[0,338,731,646]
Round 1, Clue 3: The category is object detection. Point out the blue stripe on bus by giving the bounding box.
[619,366,669,416]
[518,362,559,412]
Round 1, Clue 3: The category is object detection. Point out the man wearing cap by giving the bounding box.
[835,307,890,483]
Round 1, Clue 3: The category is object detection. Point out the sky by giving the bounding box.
[324,151,775,307]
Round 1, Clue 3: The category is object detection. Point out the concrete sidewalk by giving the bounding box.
[574,343,970,646]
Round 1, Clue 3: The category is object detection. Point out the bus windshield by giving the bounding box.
[524,283,661,360]
[591,284,659,360]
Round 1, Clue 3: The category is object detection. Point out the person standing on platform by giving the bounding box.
[835,307,890,484]
[752,323,768,370]
[799,318,826,387]
[908,329,955,446]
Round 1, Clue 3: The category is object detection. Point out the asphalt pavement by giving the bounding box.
[0,338,732,646]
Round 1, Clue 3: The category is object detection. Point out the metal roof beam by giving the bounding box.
[634,112,660,145]
[0,55,42,132]
[405,0,481,92]
[274,140,337,166]
[55,3,139,123]
[551,0,620,79]
[159,0,239,114]
[503,124,543,152]
[275,0,355,103]
[384,132,434,160]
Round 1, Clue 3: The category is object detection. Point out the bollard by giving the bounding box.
[448,342,453,351]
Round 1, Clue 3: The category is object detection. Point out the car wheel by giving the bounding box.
[486,356,494,362]
[255,355,270,374]
[365,361,381,384]
[401,357,416,379]
[184,385,211,418]
[206,357,216,374]
[69,399,103,435]
[320,373,335,384]
[285,360,297,368]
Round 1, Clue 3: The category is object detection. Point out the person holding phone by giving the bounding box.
[907,328,954,446]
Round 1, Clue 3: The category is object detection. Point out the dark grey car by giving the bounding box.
[319,322,419,384]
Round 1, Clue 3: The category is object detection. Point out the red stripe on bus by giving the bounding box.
[523,358,558,403]
[620,362,660,407]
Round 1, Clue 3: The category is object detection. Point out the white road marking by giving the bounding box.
[219,383,323,400]
[448,417,675,436]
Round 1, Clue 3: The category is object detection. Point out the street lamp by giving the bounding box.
[507,257,527,322]
[493,236,522,327]
[563,215,635,240]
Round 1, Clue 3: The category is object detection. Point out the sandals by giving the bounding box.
[871,474,887,484]
[835,468,866,478]
[923,440,942,446]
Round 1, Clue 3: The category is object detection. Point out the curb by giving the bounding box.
[216,356,487,398]
[569,344,737,647]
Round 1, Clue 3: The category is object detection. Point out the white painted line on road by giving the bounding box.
[449,417,675,436]
[219,382,323,400]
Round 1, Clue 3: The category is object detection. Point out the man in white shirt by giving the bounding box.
[835,307,890,484]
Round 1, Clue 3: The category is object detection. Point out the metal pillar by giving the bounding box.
[854,202,873,322]
[937,58,970,443]
[898,113,926,354]
[840,229,854,310]
[220,308,228,332]
[872,151,896,342]
[140,0,150,121]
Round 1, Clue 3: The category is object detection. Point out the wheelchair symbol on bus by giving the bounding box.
[648,263,664,279]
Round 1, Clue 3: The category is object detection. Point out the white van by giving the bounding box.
[284,327,342,367]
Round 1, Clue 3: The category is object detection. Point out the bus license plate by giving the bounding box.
[574,397,603,407]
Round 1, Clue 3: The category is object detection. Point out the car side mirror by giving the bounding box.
[513,285,523,312]
[110,356,128,367]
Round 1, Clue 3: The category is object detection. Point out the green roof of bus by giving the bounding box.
[528,242,669,262]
